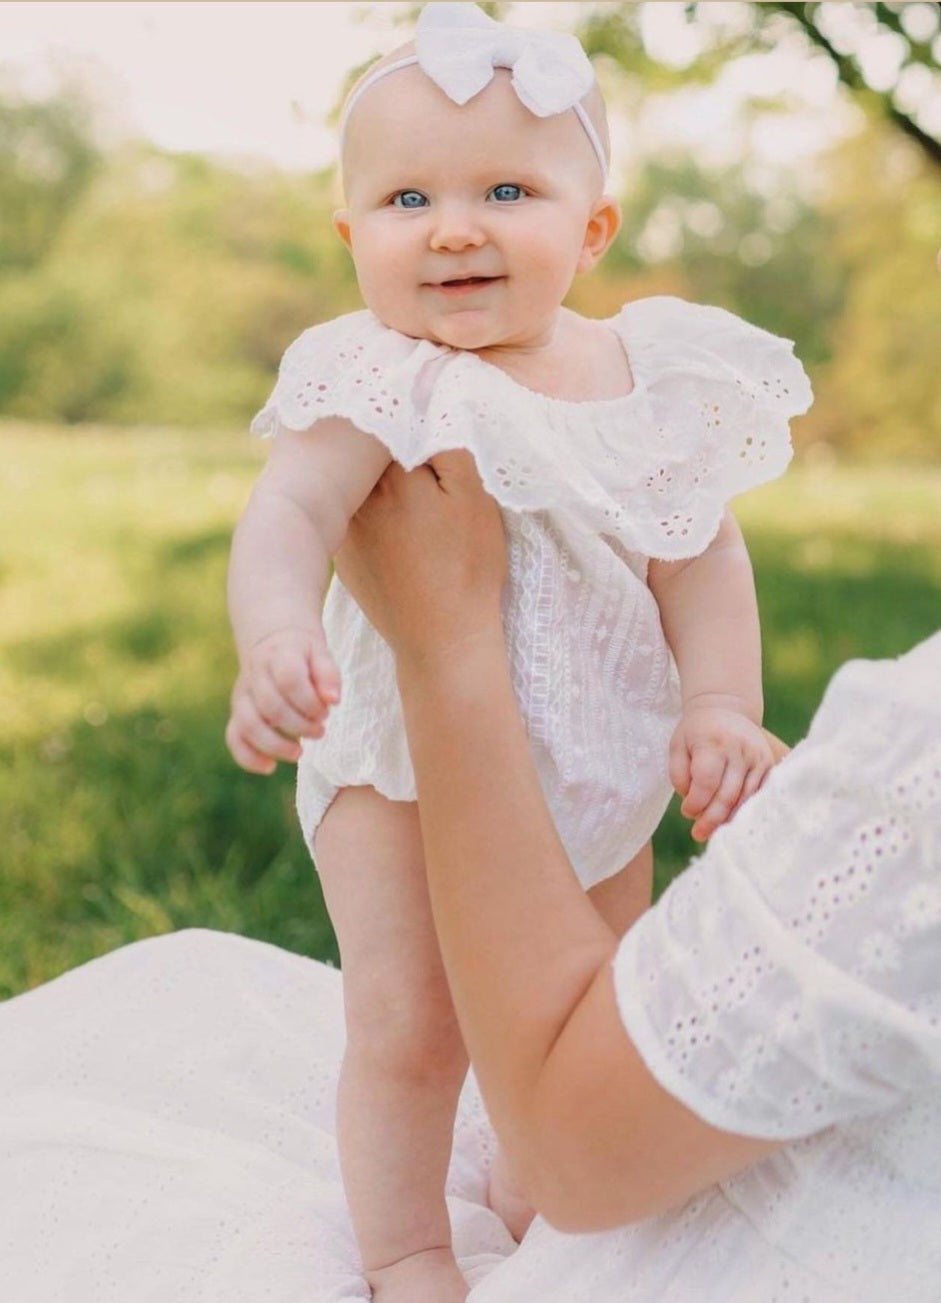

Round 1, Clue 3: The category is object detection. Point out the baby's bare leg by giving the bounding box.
[315,787,469,1303]
[487,841,654,1242]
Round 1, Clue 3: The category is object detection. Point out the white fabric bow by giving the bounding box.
[339,2,607,180]
[414,1,595,117]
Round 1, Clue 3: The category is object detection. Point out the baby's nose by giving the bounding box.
[429,203,486,252]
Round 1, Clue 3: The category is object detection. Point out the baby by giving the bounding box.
[226,4,812,1301]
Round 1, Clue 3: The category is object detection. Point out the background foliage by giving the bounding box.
[1,2,939,994]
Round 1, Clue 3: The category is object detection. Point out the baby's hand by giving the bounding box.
[225,626,341,775]
[668,702,778,842]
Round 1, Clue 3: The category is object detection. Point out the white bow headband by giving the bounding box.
[339,1,608,183]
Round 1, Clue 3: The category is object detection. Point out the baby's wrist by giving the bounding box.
[681,691,763,725]
[246,623,322,651]
[236,623,325,670]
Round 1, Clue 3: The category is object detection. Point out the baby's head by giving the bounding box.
[333,2,620,352]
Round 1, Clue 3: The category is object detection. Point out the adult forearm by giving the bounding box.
[396,634,617,1184]
[334,457,784,1229]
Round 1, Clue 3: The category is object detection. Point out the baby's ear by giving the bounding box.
[577,195,621,273]
[333,210,353,249]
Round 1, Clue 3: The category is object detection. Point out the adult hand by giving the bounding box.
[335,450,508,667]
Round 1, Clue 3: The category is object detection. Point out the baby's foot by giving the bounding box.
[487,1149,536,1243]
[368,1246,468,1303]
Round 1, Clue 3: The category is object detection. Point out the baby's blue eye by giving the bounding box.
[489,184,524,202]
[392,190,428,209]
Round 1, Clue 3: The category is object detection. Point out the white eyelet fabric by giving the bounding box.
[0,639,938,1302]
[610,632,941,1302]
[0,930,513,1301]
[252,297,812,884]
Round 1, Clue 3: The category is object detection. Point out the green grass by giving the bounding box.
[2,421,939,996]
[0,421,334,996]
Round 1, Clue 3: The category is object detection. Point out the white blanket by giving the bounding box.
[0,930,518,1301]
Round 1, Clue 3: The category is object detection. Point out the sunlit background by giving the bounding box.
[1,1,939,995]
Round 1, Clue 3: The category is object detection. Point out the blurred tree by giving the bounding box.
[0,266,143,424]
[766,2,941,169]
[0,138,358,425]
[0,76,102,274]
[572,1,940,462]
[594,158,841,369]
[807,123,941,460]
[578,2,941,169]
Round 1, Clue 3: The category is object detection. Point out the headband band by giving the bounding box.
[339,2,608,184]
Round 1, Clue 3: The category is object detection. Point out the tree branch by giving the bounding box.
[772,1,941,170]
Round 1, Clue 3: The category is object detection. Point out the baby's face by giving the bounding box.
[335,69,617,353]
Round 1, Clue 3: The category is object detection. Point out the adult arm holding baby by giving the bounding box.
[335,454,781,1231]
[335,444,941,1303]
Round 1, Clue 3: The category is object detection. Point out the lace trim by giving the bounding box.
[251,298,812,561]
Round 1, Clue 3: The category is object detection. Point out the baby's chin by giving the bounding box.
[368,313,485,352]
[366,304,526,354]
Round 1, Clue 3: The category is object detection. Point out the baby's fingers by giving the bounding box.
[247,632,336,727]
[226,685,305,771]
[668,731,693,799]
[680,746,727,821]
[225,716,278,775]
[689,757,748,842]
[253,671,327,739]
[692,740,777,840]
[225,713,301,774]
[308,641,341,708]
[762,727,790,766]
[727,758,770,820]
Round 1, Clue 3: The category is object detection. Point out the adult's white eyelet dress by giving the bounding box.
[0,633,938,1300]
[250,296,812,886]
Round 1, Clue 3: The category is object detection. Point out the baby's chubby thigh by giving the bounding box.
[314,785,467,1080]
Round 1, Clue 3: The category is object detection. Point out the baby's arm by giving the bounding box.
[647,510,775,841]
[226,419,391,774]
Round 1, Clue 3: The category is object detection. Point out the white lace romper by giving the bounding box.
[252,295,813,888]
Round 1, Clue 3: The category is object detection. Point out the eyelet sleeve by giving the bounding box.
[613,635,941,1139]
[610,296,813,559]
